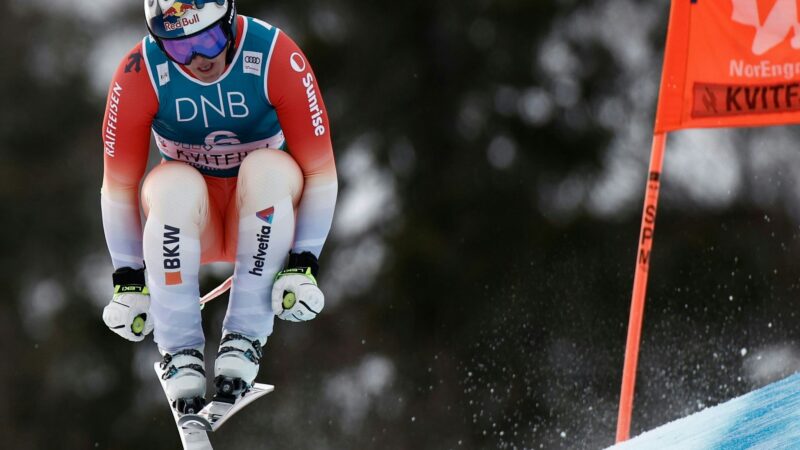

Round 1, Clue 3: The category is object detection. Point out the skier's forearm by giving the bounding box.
[293,173,337,257]
[101,184,144,270]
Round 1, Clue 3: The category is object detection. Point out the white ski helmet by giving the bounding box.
[144,0,237,63]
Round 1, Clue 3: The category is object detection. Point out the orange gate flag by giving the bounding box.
[656,0,800,133]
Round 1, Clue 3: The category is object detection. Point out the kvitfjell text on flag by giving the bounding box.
[655,0,800,132]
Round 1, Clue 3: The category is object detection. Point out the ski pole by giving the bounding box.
[200,276,233,305]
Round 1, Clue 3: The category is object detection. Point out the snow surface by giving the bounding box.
[609,372,800,449]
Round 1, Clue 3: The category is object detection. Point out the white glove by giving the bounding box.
[103,267,154,342]
[271,266,325,322]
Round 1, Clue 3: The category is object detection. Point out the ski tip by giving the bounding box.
[178,414,213,432]
[253,382,275,394]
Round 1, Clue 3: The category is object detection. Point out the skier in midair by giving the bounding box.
[99,0,337,413]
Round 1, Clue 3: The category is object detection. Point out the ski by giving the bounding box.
[154,362,275,448]
[154,363,213,450]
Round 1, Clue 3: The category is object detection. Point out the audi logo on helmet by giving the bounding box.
[245,55,261,64]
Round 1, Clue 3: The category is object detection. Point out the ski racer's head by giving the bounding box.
[145,0,237,82]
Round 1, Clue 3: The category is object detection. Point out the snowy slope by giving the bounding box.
[609,372,800,449]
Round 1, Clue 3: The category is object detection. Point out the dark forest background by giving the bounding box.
[5,0,800,448]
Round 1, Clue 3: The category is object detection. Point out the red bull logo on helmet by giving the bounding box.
[164,13,200,32]
[162,1,200,32]
[163,1,196,19]
[162,1,200,31]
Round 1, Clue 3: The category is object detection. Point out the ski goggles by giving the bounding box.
[160,23,230,65]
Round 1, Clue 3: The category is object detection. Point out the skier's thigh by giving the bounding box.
[141,162,225,260]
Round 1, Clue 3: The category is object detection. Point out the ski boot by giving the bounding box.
[214,331,265,401]
[159,346,206,414]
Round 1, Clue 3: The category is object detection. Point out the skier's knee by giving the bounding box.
[143,162,208,221]
[238,149,303,210]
